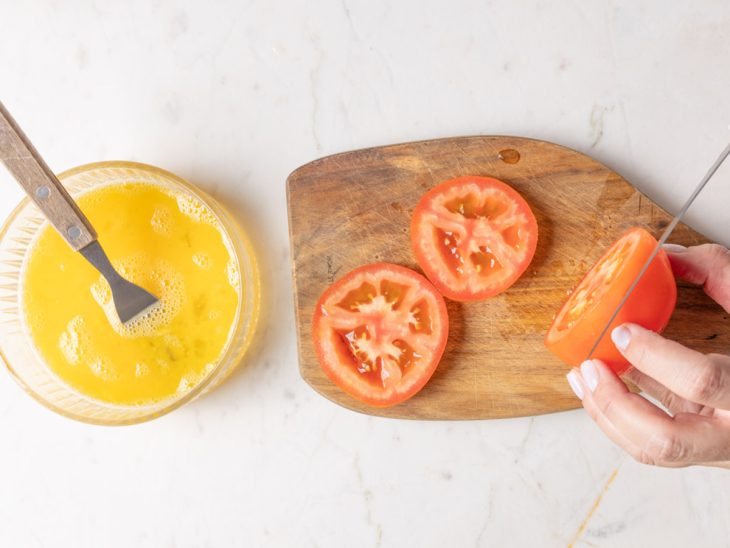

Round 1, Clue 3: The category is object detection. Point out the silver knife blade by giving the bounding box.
[586,140,730,360]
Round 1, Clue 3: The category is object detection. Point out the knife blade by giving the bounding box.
[586,140,730,360]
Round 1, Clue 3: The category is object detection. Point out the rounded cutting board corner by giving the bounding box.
[287,136,726,420]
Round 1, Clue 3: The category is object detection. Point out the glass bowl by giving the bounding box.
[0,161,260,425]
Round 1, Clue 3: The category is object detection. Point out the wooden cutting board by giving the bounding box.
[287,136,728,420]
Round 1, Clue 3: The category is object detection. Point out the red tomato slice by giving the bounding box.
[411,176,538,301]
[312,263,449,407]
[545,227,677,374]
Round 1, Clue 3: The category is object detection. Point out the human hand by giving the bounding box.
[566,243,730,468]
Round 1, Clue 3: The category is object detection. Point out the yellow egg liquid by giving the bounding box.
[21,182,240,405]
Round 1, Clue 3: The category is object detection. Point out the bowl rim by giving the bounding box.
[0,160,259,426]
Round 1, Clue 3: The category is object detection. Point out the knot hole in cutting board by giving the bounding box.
[498,149,521,164]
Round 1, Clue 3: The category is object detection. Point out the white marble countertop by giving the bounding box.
[1,1,730,546]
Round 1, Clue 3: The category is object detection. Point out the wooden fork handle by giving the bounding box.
[0,101,96,250]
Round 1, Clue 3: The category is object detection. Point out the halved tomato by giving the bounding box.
[411,176,538,301]
[312,263,449,407]
[545,227,677,374]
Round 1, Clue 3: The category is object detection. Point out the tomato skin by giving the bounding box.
[312,263,449,407]
[545,228,677,374]
[410,176,538,302]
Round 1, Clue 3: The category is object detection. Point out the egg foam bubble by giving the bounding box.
[90,254,185,338]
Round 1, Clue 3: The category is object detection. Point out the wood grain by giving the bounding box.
[0,101,96,250]
[287,136,729,420]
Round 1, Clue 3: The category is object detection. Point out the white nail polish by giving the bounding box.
[567,370,584,400]
[611,325,631,351]
[662,243,687,253]
[580,360,599,392]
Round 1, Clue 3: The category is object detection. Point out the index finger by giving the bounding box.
[612,323,730,409]
[664,243,730,312]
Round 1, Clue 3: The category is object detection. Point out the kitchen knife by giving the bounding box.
[586,140,730,360]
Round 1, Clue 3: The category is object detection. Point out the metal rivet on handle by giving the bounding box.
[67,225,82,240]
[36,186,50,199]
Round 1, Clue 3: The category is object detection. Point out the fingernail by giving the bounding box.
[566,369,584,400]
[662,243,687,253]
[580,360,599,392]
[611,325,631,351]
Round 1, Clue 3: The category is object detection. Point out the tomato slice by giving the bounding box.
[545,227,677,374]
[411,176,538,301]
[312,263,449,407]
